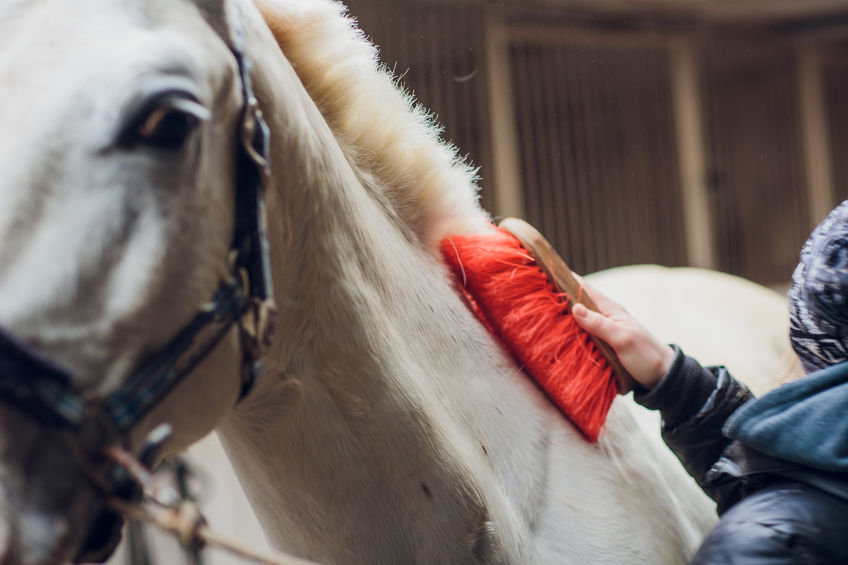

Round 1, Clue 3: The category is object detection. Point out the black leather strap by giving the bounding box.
[104,278,249,433]
[0,326,81,428]
[0,278,249,433]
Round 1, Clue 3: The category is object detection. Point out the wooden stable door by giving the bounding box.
[506,31,688,275]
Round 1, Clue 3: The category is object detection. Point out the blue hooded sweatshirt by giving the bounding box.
[724,360,848,473]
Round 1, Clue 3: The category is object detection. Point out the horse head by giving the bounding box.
[0,0,272,561]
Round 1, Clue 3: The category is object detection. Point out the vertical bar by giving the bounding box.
[484,10,525,219]
[670,36,715,269]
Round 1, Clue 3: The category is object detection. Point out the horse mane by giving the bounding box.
[254,0,491,248]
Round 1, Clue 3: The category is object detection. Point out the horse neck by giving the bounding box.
[211,73,712,565]
[215,89,529,562]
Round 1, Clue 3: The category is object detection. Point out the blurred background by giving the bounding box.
[345,0,848,288]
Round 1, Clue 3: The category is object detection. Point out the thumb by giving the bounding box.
[572,303,617,344]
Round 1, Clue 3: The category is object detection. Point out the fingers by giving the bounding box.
[572,303,619,345]
[573,302,673,389]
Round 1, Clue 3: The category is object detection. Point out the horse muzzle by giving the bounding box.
[0,416,114,565]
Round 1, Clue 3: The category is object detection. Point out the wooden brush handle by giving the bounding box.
[498,218,637,394]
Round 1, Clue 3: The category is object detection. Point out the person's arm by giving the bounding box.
[633,347,753,495]
[572,283,754,497]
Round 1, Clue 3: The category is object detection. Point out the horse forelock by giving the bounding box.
[253,0,491,248]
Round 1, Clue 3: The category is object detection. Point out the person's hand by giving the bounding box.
[571,281,674,390]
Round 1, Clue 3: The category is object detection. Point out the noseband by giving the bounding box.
[0,10,276,563]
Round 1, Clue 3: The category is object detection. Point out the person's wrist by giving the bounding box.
[644,343,675,390]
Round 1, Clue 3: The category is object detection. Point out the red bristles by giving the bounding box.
[441,228,617,442]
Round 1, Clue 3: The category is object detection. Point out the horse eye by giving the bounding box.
[124,95,209,149]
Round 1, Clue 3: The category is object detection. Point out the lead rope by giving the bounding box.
[102,443,321,565]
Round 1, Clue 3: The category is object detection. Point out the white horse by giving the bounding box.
[107,265,798,565]
[0,0,794,563]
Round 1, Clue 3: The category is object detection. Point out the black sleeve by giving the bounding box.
[633,346,754,499]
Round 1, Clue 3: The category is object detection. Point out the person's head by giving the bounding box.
[788,200,848,373]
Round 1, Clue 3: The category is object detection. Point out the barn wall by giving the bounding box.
[344,0,847,286]
[507,32,687,274]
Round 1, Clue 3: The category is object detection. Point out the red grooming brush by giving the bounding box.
[440,218,636,442]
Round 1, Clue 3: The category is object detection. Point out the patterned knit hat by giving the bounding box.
[788,200,848,373]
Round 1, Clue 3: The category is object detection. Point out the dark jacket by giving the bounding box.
[634,346,848,514]
[634,348,848,564]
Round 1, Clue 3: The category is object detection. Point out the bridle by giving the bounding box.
[0,8,276,563]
